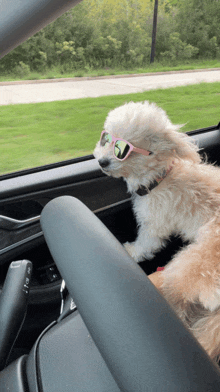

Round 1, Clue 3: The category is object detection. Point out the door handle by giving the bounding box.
[0,215,40,231]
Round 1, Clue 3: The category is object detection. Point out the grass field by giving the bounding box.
[0,82,220,175]
[0,59,220,82]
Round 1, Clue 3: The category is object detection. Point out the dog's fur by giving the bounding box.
[94,101,220,361]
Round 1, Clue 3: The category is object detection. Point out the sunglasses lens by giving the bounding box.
[115,140,130,160]
[100,132,112,147]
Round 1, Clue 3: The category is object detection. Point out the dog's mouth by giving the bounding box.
[99,160,123,178]
[100,167,109,173]
[100,165,115,175]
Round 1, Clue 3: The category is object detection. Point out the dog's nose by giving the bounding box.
[98,158,110,168]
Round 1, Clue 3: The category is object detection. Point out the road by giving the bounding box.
[0,68,220,105]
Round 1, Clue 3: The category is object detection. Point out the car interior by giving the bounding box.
[1,0,220,391]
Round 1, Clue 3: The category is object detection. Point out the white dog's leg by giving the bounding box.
[124,227,165,262]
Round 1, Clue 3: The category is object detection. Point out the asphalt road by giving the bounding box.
[0,68,220,105]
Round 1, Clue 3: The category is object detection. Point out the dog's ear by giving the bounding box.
[166,128,201,163]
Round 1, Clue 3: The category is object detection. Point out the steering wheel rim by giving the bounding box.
[40,196,220,391]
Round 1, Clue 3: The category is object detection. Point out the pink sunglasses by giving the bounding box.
[100,131,152,161]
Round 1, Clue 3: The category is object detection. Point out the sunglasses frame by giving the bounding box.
[100,131,152,161]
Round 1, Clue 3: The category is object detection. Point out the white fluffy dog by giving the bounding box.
[94,101,220,361]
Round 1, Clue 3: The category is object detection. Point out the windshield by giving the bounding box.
[1,0,220,176]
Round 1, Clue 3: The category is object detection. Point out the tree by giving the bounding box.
[150,0,158,63]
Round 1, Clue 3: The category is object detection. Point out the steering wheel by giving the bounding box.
[1,196,220,392]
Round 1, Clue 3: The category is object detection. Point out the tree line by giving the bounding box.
[1,0,220,75]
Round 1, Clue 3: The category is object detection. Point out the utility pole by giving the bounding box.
[150,0,158,63]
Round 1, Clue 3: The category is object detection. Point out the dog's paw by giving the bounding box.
[124,242,142,262]
[123,241,154,262]
[198,285,220,312]
[124,242,138,261]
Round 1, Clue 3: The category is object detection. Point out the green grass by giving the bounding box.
[0,59,220,82]
[0,82,220,175]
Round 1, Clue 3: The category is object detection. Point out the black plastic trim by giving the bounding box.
[186,122,220,136]
[0,198,131,261]
[0,155,94,182]
[94,198,131,215]
[0,158,102,201]
[0,232,43,256]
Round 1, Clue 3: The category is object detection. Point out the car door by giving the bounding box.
[1,124,220,266]
[1,0,220,364]
[0,123,220,382]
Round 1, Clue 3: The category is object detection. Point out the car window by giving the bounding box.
[1,0,220,177]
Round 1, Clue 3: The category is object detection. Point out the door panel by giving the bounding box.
[1,125,220,266]
[0,124,219,363]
